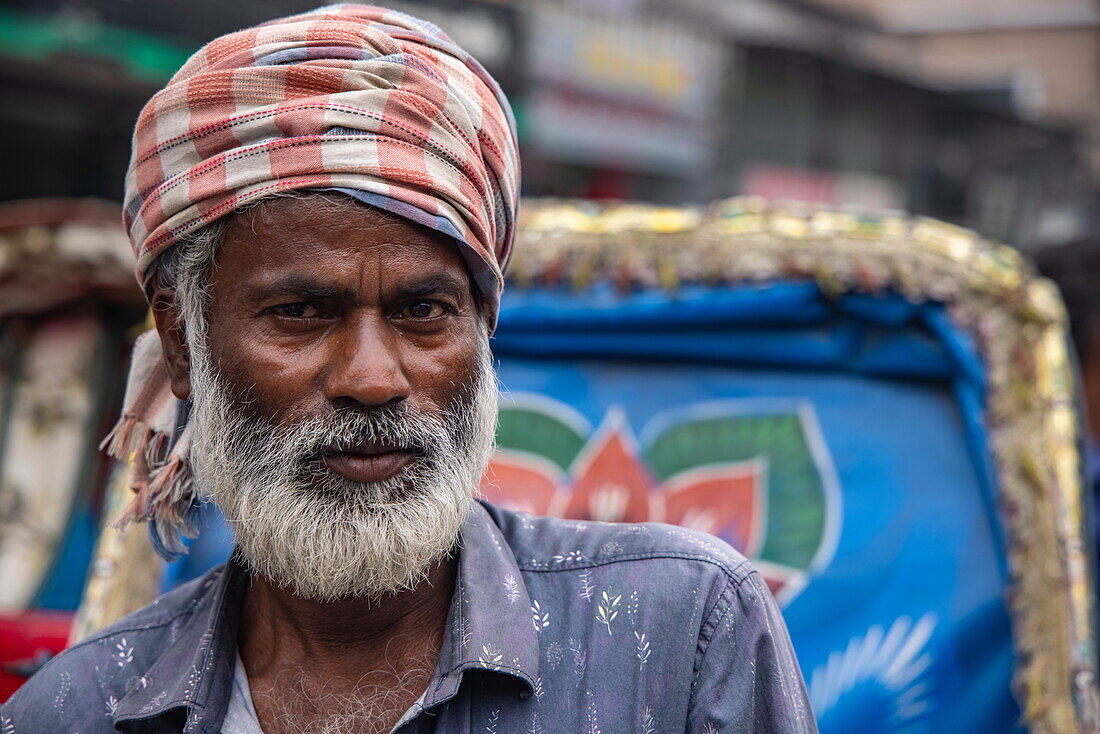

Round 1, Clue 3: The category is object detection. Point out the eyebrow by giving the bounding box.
[255,276,345,301]
[391,272,471,302]
[253,271,472,302]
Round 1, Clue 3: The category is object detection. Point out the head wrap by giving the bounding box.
[107,4,520,558]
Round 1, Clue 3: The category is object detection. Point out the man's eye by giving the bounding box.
[404,301,446,319]
[272,302,322,319]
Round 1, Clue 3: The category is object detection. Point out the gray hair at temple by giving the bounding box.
[144,219,223,367]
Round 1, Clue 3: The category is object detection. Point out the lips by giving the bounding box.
[321,441,416,483]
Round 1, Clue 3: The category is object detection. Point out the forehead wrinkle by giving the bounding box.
[216,196,471,304]
[355,244,470,305]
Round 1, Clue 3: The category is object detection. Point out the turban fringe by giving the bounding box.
[109,4,520,558]
[102,332,196,560]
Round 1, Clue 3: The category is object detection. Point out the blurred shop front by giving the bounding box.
[723,41,1094,251]
[518,2,724,203]
[0,0,1095,247]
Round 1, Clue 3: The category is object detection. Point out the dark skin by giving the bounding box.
[151,195,488,734]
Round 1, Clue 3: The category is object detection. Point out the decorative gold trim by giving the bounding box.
[69,462,163,644]
[512,197,1100,734]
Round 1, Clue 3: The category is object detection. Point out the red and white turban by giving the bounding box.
[125,3,518,310]
[110,4,520,556]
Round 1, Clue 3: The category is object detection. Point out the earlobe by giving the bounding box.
[150,289,193,401]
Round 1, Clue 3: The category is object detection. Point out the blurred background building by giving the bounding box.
[0,0,1097,251]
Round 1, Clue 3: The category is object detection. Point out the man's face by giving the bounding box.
[206,195,484,445]
[176,195,498,601]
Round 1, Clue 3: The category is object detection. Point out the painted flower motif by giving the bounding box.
[486,410,761,540]
[481,398,842,606]
[114,638,134,668]
[810,614,939,734]
[585,690,603,734]
[478,643,505,671]
[183,665,202,700]
[1,714,14,734]
[595,589,621,635]
[551,550,586,565]
[634,631,651,665]
[546,641,564,670]
[531,600,551,632]
[598,540,622,557]
[626,590,640,626]
[570,638,587,683]
[53,671,71,714]
[140,691,168,715]
[458,618,473,649]
[504,574,521,604]
[578,569,595,601]
[483,413,767,576]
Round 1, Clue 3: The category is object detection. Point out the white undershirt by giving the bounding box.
[220,654,425,734]
[220,654,264,734]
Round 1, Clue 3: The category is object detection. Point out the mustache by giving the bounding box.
[278,401,448,467]
[186,328,497,599]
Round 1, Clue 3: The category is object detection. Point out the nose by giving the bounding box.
[322,312,411,409]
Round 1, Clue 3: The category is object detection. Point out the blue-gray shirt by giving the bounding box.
[1,501,816,733]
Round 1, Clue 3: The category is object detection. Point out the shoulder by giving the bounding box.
[484,501,755,586]
[87,560,228,640]
[0,563,227,729]
[487,503,780,675]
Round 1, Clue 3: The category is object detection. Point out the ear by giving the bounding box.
[150,287,193,401]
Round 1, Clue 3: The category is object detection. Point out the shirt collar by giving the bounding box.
[112,500,539,727]
[426,500,540,706]
[113,553,246,729]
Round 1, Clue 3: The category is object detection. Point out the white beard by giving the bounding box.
[187,332,497,602]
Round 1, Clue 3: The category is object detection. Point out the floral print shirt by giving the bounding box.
[0,501,816,733]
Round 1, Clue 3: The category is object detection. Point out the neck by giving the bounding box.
[237,555,457,679]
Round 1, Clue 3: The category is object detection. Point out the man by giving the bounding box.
[1,6,814,733]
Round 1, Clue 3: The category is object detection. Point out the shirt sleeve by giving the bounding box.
[0,656,94,733]
[686,568,818,734]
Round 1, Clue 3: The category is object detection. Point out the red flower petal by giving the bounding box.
[564,412,652,523]
[661,459,764,556]
[480,451,562,516]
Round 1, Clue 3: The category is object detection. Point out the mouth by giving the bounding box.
[320,441,417,483]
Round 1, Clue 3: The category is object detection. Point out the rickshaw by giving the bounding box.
[0,200,144,699]
[10,199,1100,734]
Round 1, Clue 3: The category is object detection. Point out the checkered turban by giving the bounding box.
[124,3,519,313]
[109,4,519,558]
